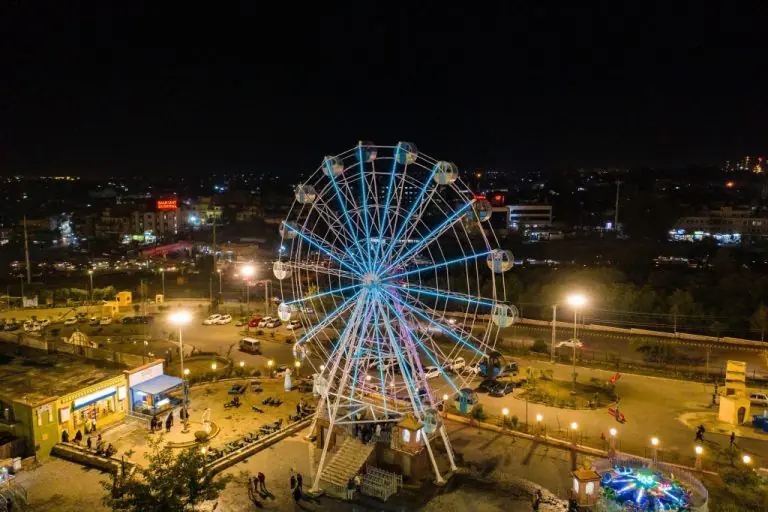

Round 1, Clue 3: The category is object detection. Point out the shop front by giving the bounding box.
[126,360,183,416]
[57,376,128,441]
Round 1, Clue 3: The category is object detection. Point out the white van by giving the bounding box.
[239,337,261,354]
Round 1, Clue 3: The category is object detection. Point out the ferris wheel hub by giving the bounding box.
[362,272,381,288]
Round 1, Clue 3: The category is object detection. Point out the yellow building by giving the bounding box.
[116,291,132,307]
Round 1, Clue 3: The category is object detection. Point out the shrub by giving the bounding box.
[470,404,487,422]
[194,431,209,442]
[531,339,548,353]
[509,415,519,429]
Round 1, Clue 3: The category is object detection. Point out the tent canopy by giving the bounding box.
[132,375,183,395]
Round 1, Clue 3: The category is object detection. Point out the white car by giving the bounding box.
[749,393,768,407]
[100,317,113,325]
[203,314,222,325]
[463,362,481,376]
[556,339,584,349]
[446,357,466,372]
[258,316,274,328]
[215,314,232,325]
[25,322,41,332]
[64,318,78,326]
[265,319,280,328]
[424,366,441,379]
[286,320,302,330]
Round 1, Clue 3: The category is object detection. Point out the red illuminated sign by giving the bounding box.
[473,194,486,200]
[156,199,178,211]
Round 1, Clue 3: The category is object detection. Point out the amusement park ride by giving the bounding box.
[273,142,518,490]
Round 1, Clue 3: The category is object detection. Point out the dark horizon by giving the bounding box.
[3,3,767,177]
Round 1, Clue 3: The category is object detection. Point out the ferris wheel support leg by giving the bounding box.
[438,424,458,471]
[305,395,326,440]
[423,432,445,485]
[311,420,336,493]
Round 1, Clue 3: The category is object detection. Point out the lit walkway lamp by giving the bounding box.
[169,310,192,432]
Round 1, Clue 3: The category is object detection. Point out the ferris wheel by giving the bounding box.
[274,142,517,487]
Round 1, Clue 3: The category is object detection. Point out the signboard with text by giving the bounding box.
[156,199,178,211]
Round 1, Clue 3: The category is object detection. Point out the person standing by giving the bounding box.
[257,471,267,493]
[296,472,303,493]
[165,414,172,433]
[532,489,542,511]
[730,431,736,448]
[375,423,382,440]
[87,436,92,451]
[346,477,355,500]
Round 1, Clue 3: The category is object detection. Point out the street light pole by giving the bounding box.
[169,311,192,432]
[88,270,94,304]
[160,268,165,298]
[550,304,557,363]
[572,307,578,392]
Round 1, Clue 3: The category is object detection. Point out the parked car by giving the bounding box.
[235,318,247,327]
[556,339,584,349]
[203,314,222,325]
[100,317,113,325]
[463,362,481,376]
[228,383,247,395]
[64,318,78,326]
[248,316,263,328]
[257,316,274,328]
[488,382,517,397]
[424,366,441,379]
[444,357,466,372]
[265,319,281,328]
[274,365,290,377]
[476,379,497,393]
[749,392,768,407]
[4,323,20,331]
[286,320,302,330]
[216,315,232,325]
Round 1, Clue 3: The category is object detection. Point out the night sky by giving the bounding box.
[2,3,767,176]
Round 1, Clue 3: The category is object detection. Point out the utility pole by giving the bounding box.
[23,215,31,285]
[550,304,557,363]
[614,180,622,233]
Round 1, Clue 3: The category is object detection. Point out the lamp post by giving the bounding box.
[242,265,255,311]
[501,408,509,429]
[566,294,587,393]
[608,428,617,460]
[160,268,165,298]
[88,270,94,304]
[550,303,557,363]
[650,437,660,467]
[217,269,222,295]
[570,422,579,447]
[535,413,543,437]
[694,445,703,471]
[267,359,274,377]
[294,360,301,378]
[169,310,192,432]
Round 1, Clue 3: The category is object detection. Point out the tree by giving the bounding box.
[750,303,768,341]
[103,439,229,511]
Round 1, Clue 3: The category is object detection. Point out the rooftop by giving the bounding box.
[0,343,125,406]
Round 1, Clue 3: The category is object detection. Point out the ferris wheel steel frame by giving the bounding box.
[275,142,517,489]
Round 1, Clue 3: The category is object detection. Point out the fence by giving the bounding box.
[362,464,403,501]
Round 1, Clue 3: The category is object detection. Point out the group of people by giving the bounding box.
[345,473,362,500]
[150,411,175,433]
[62,430,114,457]
[295,398,310,416]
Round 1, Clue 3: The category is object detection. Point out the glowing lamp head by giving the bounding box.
[502,408,509,416]
[442,394,449,401]
[319,364,325,371]
[609,428,617,437]
[183,368,190,376]
[267,360,274,368]
[743,454,752,465]
[239,361,245,368]
[651,437,659,446]
[566,294,587,307]
[570,422,578,431]
[695,445,703,455]
[211,362,217,371]
[169,310,192,326]
[294,360,301,368]
[200,447,207,455]
[536,414,543,422]
[241,265,255,278]
[88,269,93,275]
[365,375,371,381]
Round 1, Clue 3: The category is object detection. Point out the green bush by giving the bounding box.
[531,339,549,353]
[470,404,487,422]
[509,415,519,429]
[194,431,209,442]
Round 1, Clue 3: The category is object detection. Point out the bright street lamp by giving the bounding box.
[241,265,255,308]
[566,293,588,392]
[160,267,165,297]
[239,361,245,368]
[211,362,218,371]
[536,414,543,423]
[570,422,578,431]
[694,445,703,470]
[442,394,449,401]
[742,454,752,465]
[609,428,617,437]
[169,310,192,431]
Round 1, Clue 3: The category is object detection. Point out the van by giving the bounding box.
[239,337,261,354]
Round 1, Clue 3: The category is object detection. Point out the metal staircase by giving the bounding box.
[320,436,375,493]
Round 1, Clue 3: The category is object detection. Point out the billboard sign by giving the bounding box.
[156,199,178,211]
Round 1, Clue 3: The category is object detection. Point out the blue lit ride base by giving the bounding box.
[274,142,518,489]
[601,466,692,511]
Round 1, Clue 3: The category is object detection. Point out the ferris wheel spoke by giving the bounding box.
[374,147,402,267]
[283,261,358,281]
[374,163,439,271]
[380,296,461,395]
[384,283,496,308]
[382,250,493,282]
[371,297,389,414]
[348,293,375,401]
[284,223,362,274]
[310,198,364,253]
[375,297,427,411]
[381,287,486,358]
[380,200,475,275]
[357,146,374,270]
[283,283,362,306]
[325,160,370,272]
[293,291,361,353]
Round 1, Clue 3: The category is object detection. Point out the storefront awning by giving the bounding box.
[131,375,183,396]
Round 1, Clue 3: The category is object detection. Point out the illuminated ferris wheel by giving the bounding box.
[274,141,517,486]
